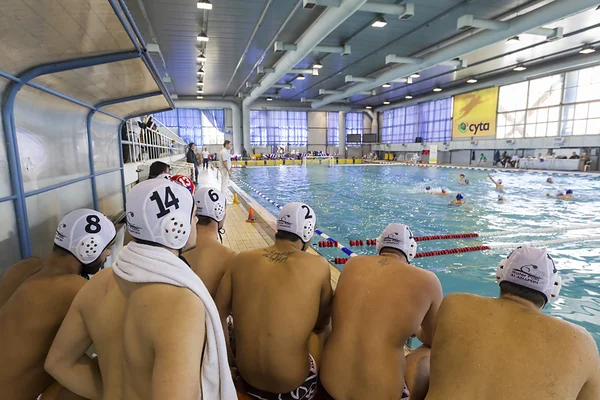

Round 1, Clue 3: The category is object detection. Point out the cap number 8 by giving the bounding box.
[85,215,102,234]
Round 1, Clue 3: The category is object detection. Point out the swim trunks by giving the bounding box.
[319,382,410,399]
[244,354,318,400]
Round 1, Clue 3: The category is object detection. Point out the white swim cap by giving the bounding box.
[496,247,561,305]
[277,202,316,243]
[497,179,503,184]
[194,187,226,223]
[498,194,504,200]
[376,223,417,263]
[54,209,116,265]
[126,178,195,250]
[442,187,448,193]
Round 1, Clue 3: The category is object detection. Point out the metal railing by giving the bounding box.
[122,118,187,163]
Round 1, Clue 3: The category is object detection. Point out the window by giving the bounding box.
[345,112,363,145]
[201,110,225,145]
[176,109,203,145]
[153,109,227,145]
[561,66,600,136]
[249,110,308,146]
[327,112,339,145]
[381,98,453,143]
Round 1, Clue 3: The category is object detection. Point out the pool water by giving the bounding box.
[235,165,600,347]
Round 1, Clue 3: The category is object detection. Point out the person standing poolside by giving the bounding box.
[219,140,232,201]
[488,173,504,191]
[426,247,600,400]
[186,187,236,299]
[320,223,442,400]
[202,147,210,170]
[0,209,115,400]
[216,202,333,400]
[187,142,200,184]
[46,179,236,400]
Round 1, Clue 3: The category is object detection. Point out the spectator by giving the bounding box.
[477,153,487,166]
[569,151,580,159]
[202,147,210,170]
[581,152,591,171]
[511,152,520,168]
[187,143,199,184]
[148,161,171,179]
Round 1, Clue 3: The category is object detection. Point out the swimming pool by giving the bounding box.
[235,164,600,347]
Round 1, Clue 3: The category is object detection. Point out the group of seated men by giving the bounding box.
[0,173,598,400]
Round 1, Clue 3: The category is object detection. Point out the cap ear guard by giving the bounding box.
[194,187,226,223]
[160,213,191,249]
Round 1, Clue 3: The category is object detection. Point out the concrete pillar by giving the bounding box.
[242,106,251,153]
[338,111,346,158]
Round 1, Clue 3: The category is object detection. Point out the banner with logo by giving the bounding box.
[429,145,438,164]
[452,87,499,138]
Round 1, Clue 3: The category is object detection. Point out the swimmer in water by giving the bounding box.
[488,173,504,191]
[546,177,554,184]
[547,190,573,200]
[497,194,505,203]
[425,186,432,193]
[450,193,465,205]
[458,179,470,186]
[430,187,449,196]
[458,173,466,182]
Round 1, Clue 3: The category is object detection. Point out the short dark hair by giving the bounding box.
[275,230,301,243]
[499,281,546,308]
[148,161,170,179]
[197,216,217,226]
[190,142,196,147]
[223,140,231,147]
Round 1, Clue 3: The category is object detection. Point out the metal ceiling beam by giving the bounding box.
[303,0,414,19]
[313,0,599,108]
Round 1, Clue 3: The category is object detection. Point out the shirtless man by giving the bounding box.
[320,224,443,400]
[46,178,236,400]
[488,172,504,191]
[216,202,333,400]
[186,187,236,298]
[427,247,600,400]
[0,209,115,400]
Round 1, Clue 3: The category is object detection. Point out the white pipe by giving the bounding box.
[313,0,598,108]
[244,0,368,107]
[364,109,378,137]
[174,100,242,155]
[359,2,409,15]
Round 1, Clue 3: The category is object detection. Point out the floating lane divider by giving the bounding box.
[235,178,357,258]
[346,222,600,246]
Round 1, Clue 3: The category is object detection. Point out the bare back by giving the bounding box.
[0,257,43,307]
[74,268,206,400]
[320,255,442,400]
[186,242,236,298]
[0,271,85,400]
[227,246,332,393]
[427,294,600,400]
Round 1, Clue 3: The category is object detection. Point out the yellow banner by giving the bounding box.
[452,87,499,138]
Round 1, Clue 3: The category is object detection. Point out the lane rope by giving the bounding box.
[235,178,357,258]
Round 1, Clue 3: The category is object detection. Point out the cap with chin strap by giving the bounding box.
[194,187,226,224]
[126,179,195,250]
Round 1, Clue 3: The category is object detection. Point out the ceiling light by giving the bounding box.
[266,97,273,101]
[197,82,203,86]
[579,45,596,54]
[405,95,413,99]
[197,53,206,62]
[506,36,520,44]
[197,69,205,76]
[433,87,443,92]
[197,89,203,94]
[197,0,213,10]
[365,106,372,109]
[383,101,391,105]
[197,32,209,42]
[297,74,306,80]
[312,62,323,69]
[467,78,478,83]
[372,16,387,28]
[513,64,527,72]
[197,96,204,99]
[410,72,420,78]
[382,83,391,88]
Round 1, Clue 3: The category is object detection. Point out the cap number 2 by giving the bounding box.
[301,205,313,220]
[150,187,180,218]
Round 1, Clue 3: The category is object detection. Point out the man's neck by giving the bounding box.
[44,251,82,275]
[500,294,542,312]
[273,239,303,252]
[196,224,219,243]
[380,252,408,264]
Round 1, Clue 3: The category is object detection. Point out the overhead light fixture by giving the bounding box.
[197,0,213,10]
[372,16,387,28]
[579,45,596,54]
[382,83,391,88]
[266,97,273,101]
[197,53,206,62]
[197,81,203,86]
[405,95,413,99]
[197,89,203,94]
[312,62,323,69]
[383,101,391,105]
[506,36,520,44]
[197,96,204,99]
[467,78,478,83]
[513,64,527,72]
[197,69,205,76]
[297,74,306,80]
[197,32,209,42]
[365,106,372,109]
[410,72,420,78]
[433,87,443,92]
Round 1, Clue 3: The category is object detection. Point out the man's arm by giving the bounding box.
[487,173,497,185]
[45,292,103,399]
[215,268,235,366]
[314,260,334,334]
[416,273,443,347]
[577,341,600,400]
[151,293,206,400]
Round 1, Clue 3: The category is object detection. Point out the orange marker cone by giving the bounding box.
[246,207,257,223]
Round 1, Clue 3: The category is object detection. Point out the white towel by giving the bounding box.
[113,242,237,400]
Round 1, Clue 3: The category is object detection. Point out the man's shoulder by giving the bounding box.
[441,293,486,310]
